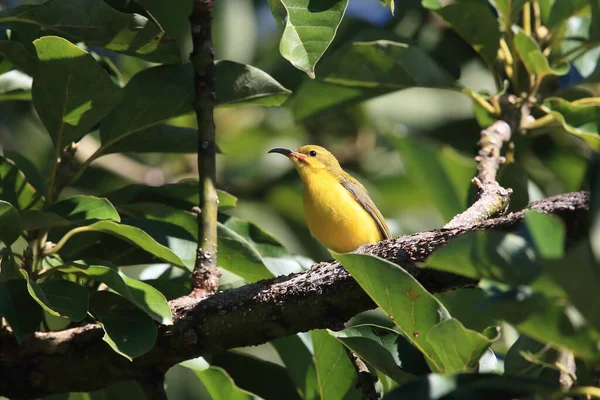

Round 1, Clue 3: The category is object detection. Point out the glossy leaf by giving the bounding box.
[330,324,425,384]
[61,220,185,268]
[524,212,565,259]
[425,319,497,373]
[486,290,600,362]
[289,40,457,120]
[216,60,291,107]
[312,329,362,400]
[90,291,158,360]
[272,334,319,400]
[194,366,257,400]
[21,271,88,322]
[391,136,476,222]
[0,0,180,63]
[423,0,501,69]
[384,373,562,399]
[513,33,569,81]
[0,200,21,245]
[0,279,43,342]
[57,261,173,325]
[32,36,123,146]
[0,155,44,210]
[105,181,237,211]
[49,195,120,223]
[333,252,451,372]
[543,97,600,151]
[0,40,38,76]
[268,0,349,77]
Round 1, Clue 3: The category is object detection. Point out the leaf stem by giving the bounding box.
[43,226,91,257]
[523,2,531,36]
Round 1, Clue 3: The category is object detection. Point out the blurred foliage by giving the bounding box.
[1,0,600,398]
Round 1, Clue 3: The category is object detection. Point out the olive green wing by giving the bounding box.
[339,174,392,240]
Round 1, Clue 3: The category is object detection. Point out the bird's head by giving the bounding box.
[268,145,342,178]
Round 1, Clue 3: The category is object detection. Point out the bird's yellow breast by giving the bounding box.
[302,170,384,253]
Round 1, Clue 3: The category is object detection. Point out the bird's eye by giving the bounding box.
[309,150,317,157]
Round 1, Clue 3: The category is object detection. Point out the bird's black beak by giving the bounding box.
[268,148,293,156]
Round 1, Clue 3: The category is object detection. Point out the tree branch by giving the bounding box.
[444,120,513,228]
[0,192,589,399]
[190,0,220,295]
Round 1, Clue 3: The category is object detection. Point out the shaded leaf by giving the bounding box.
[101,124,197,155]
[268,0,349,77]
[384,373,561,399]
[58,220,185,268]
[19,210,70,231]
[391,136,476,222]
[513,33,569,81]
[32,36,123,146]
[0,0,180,63]
[543,97,600,151]
[333,252,450,372]
[57,260,172,325]
[90,291,158,360]
[49,195,120,223]
[490,0,529,23]
[0,40,38,76]
[0,279,42,342]
[193,366,257,400]
[546,0,589,32]
[272,334,319,400]
[486,290,600,362]
[425,319,496,373]
[0,200,21,245]
[435,289,497,333]
[0,155,44,210]
[312,329,362,400]
[289,40,457,120]
[505,335,560,378]
[216,60,291,107]
[423,0,501,68]
[330,324,423,384]
[21,271,88,322]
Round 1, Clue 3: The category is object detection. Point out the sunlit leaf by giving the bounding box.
[49,195,120,223]
[543,97,600,151]
[513,33,569,81]
[0,155,44,210]
[524,212,565,259]
[272,334,319,400]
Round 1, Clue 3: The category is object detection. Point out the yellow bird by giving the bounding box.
[268,145,391,253]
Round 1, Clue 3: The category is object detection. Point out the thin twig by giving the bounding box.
[189,0,220,296]
[444,120,513,228]
[345,348,379,400]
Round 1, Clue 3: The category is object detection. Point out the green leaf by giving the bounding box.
[105,181,237,211]
[216,60,291,107]
[513,33,569,81]
[0,200,21,245]
[380,0,395,14]
[32,36,122,147]
[391,136,476,221]
[487,290,600,362]
[490,0,529,23]
[333,252,451,372]
[132,0,192,62]
[546,0,589,32]
[435,289,498,332]
[90,291,158,360]
[0,0,180,63]
[100,124,197,155]
[426,319,496,373]
[524,211,565,259]
[0,279,43,342]
[193,366,257,400]
[0,155,44,210]
[504,335,560,378]
[272,334,319,400]
[312,329,362,400]
[21,271,88,322]
[59,220,185,268]
[423,0,501,69]
[384,373,562,399]
[330,324,423,384]
[49,195,120,223]
[19,210,70,231]
[289,40,457,120]
[57,260,172,325]
[224,217,306,276]
[543,97,600,151]
[268,0,349,77]
[0,40,38,76]
[541,241,600,332]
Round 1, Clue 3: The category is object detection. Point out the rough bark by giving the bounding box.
[0,191,589,399]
